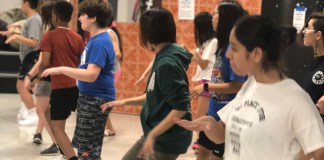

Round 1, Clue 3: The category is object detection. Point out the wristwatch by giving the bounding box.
[203,83,209,92]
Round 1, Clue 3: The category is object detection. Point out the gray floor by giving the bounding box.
[0,94,197,160]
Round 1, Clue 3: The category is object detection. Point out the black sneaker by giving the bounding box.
[40,143,59,156]
[33,133,42,145]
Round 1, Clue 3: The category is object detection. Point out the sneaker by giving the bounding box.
[40,144,59,156]
[33,133,42,145]
[18,111,38,126]
[17,105,28,120]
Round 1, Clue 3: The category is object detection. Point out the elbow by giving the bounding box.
[115,51,122,59]
[87,73,99,82]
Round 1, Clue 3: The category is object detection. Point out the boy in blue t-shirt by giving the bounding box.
[41,0,115,159]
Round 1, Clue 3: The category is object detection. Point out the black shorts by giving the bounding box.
[18,50,40,80]
[50,87,79,120]
[198,131,224,158]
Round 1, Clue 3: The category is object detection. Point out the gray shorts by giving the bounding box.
[35,81,51,96]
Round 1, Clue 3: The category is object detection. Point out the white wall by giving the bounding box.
[117,0,136,22]
[0,0,21,12]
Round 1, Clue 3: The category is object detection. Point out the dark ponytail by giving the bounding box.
[234,16,296,71]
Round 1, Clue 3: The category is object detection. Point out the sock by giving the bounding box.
[20,102,26,108]
[28,107,36,115]
[69,156,78,160]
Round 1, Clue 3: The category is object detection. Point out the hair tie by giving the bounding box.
[112,21,117,27]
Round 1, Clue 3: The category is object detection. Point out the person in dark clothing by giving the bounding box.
[101,8,192,160]
[300,12,324,160]
[302,12,324,114]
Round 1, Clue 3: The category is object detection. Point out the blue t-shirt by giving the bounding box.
[208,47,246,120]
[78,32,116,101]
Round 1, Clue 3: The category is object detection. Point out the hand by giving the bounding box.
[7,23,21,29]
[41,67,62,77]
[138,133,156,159]
[134,75,145,86]
[317,95,324,114]
[190,84,204,98]
[5,34,19,44]
[101,100,126,113]
[24,76,33,89]
[0,30,13,36]
[174,116,214,132]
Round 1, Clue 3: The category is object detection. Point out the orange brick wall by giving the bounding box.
[113,0,261,116]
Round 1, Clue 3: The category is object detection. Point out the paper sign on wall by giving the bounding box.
[178,0,195,20]
[293,6,306,33]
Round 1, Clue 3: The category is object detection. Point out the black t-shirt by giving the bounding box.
[302,56,324,104]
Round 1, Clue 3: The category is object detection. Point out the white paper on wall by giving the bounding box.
[178,0,195,20]
[293,6,306,33]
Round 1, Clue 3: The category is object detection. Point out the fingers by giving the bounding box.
[0,31,9,36]
[101,103,109,113]
[40,70,49,77]
[190,89,198,99]
[5,37,12,44]
[174,118,196,130]
[138,146,155,160]
[134,80,140,86]
[134,77,144,86]
[101,102,114,113]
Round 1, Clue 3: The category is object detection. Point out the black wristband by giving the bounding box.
[30,74,39,82]
[203,83,209,92]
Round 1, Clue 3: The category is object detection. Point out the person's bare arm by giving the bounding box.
[191,81,243,98]
[139,109,188,158]
[39,51,51,76]
[101,94,146,112]
[175,116,225,143]
[41,64,101,82]
[193,49,210,70]
[134,60,154,85]
[108,31,122,59]
[5,35,38,47]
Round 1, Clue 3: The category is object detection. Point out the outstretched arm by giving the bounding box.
[5,35,38,47]
[191,81,243,98]
[101,94,146,112]
[41,64,101,82]
[134,60,154,85]
[175,115,225,144]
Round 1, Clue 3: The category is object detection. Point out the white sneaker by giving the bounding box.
[17,105,28,120]
[18,110,38,126]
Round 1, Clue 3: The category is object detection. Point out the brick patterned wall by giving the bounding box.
[113,0,261,116]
